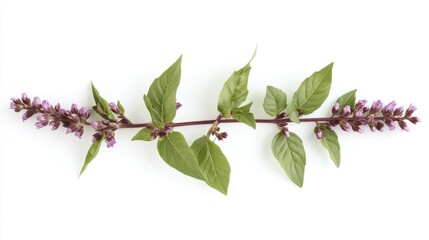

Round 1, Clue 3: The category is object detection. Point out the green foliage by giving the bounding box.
[157,131,204,180]
[144,56,182,128]
[290,63,333,116]
[91,82,116,121]
[191,136,231,195]
[132,128,153,141]
[263,86,287,117]
[231,102,256,129]
[335,89,357,111]
[271,132,306,187]
[320,128,341,167]
[80,139,103,176]
[217,57,253,118]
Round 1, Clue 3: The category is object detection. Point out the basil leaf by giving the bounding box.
[320,129,341,167]
[290,62,333,115]
[131,128,153,141]
[191,136,231,195]
[231,102,256,129]
[157,131,204,180]
[335,89,357,111]
[117,100,125,114]
[145,56,182,128]
[263,85,287,117]
[217,59,253,118]
[143,94,163,128]
[79,139,103,176]
[288,111,300,123]
[271,132,306,187]
[91,82,116,121]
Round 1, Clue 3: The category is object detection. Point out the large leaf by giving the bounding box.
[335,89,357,111]
[79,139,103,176]
[157,131,204,180]
[263,85,287,117]
[231,102,256,129]
[191,136,231,195]
[320,129,341,167]
[91,82,116,121]
[217,57,254,118]
[271,132,306,187]
[290,62,333,115]
[145,56,182,128]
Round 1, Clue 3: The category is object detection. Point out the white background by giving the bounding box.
[1,0,428,239]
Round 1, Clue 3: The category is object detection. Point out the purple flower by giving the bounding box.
[32,97,41,107]
[176,102,183,110]
[49,120,60,130]
[316,128,324,139]
[355,108,364,118]
[109,102,121,114]
[398,120,409,131]
[75,128,84,138]
[341,106,351,117]
[409,117,420,124]
[370,100,383,114]
[405,104,417,117]
[35,114,49,129]
[382,101,396,116]
[340,120,351,132]
[355,99,367,110]
[79,107,91,119]
[22,111,35,121]
[41,100,51,113]
[384,118,395,130]
[21,93,31,105]
[331,102,340,115]
[106,135,116,148]
[393,106,404,116]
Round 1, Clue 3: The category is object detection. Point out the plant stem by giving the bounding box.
[119,116,394,129]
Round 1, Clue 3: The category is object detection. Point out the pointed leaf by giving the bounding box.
[79,139,103,176]
[288,110,300,123]
[217,57,254,118]
[157,131,204,180]
[145,56,182,127]
[117,100,125,114]
[263,85,287,117]
[271,132,306,187]
[231,102,256,129]
[320,129,341,167]
[291,63,333,115]
[191,136,231,195]
[335,89,357,111]
[91,82,116,121]
[132,128,153,141]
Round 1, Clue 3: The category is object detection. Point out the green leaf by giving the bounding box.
[290,62,333,115]
[91,82,116,121]
[320,129,341,167]
[117,100,125,114]
[231,102,256,129]
[145,56,182,128]
[191,136,231,195]
[271,132,306,187]
[263,85,287,117]
[79,139,103,176]
[131,128,153,141]
[217,57,254,118]
[335,89,357,111]
[288,110,300,123]
[157,131,204,180]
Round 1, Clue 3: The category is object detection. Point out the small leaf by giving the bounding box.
[290,63,333,115]
[132,128,153,141]
[157,131,204,180]
[271,132,306,187]
[288,110,300,123]
[231,102,256,129]
[191,136,231,195]
[335,89,357,111]
[79,139,103,176]
[263,85,287,117]
[117,100,125,114]
[320,129,341,167]
[91,82,116,121]
[145,56,182,127]
[217,56,254,118]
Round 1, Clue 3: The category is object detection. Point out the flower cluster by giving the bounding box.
[315,100,420,139]
[10,93,90,138]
